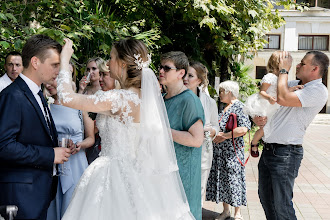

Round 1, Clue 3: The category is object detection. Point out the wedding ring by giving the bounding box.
[285,56,288,58]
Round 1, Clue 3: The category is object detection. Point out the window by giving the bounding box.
[256,66,267,80]
[296,0,330,8]
[263,35,280,49]
[296,0,315,6]
[318,0,330,8]
[298,35,329,51]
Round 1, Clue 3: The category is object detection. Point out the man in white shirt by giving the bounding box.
[255,51,329,220]
[0,51,23,92]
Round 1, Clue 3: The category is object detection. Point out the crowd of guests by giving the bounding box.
[0,34,328,220]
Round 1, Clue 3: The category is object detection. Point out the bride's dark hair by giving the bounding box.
[113,38,149,88]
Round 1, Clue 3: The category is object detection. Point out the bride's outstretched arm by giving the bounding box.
[57,39,114,113]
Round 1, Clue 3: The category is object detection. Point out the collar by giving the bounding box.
[1,73,12,83]
[303,78,322,87]
[20,74,41,95]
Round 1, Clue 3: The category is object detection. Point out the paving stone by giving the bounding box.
[202,115,330,220]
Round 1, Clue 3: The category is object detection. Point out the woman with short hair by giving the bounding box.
[206,80,251,220]
[159,52,205,220]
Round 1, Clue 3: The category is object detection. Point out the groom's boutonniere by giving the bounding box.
[46,96,55,108]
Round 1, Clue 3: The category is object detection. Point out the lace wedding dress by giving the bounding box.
[58,67,194,220]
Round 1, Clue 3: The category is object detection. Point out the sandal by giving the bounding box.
[250,142,259,157]
[215,211,231,220]
[234,214,244,220]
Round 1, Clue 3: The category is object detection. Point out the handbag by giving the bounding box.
[225,113,250,167]
[225,113,237,131]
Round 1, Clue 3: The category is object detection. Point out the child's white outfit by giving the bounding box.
[244,73,280,119]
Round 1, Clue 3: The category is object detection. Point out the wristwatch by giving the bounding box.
[279,69,289,74]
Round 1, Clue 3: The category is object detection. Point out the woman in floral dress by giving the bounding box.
[206,80,251,220]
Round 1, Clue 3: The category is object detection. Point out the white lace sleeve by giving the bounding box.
[57,70,140,115]
[260,73,278,85]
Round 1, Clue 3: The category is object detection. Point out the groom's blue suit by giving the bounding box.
[0,76,58,219]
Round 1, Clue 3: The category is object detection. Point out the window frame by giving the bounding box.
[295,0,330,8]
[298,35,329,51]
[263,34,281,50]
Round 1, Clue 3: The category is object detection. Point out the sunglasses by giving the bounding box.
[159,65,178,72]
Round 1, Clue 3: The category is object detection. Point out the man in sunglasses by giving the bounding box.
[254,51,329,220]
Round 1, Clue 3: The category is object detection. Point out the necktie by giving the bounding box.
[37,90,53,138]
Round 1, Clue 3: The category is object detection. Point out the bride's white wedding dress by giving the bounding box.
[58,68,195,219]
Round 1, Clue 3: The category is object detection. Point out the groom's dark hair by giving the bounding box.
[22,34,62,68]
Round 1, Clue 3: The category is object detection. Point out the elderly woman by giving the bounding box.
[183,61,219,204]
[206,80,251,220]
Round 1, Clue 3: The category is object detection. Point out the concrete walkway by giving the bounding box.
[202,114,330,220]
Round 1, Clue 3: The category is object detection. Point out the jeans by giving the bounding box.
[258,143,303,220]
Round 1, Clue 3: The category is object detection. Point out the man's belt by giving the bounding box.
[264,142,302,150]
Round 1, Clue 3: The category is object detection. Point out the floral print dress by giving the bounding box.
[206,100,251,207]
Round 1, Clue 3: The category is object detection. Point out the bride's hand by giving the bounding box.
[60,38,74,64]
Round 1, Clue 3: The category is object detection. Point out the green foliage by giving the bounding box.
[1,0,304,86]
[0,0,159,76]
[230,62,260,102]
[110,0,302,87]
[208,84,218,101]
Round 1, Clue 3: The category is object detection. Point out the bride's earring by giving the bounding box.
[121,67,124,81]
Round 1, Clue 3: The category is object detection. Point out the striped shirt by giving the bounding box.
[263,78,328,145]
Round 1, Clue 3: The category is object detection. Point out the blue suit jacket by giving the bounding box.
[0,76,58,219]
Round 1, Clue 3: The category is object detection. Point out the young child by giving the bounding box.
[244,51,302,157]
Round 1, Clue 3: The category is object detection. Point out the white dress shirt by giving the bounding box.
[20,74,57,175]
[20,74,47,118]
[0,73,13,92]
[263,78,328,145]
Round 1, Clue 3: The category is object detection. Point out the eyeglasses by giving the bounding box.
[159,65,178,72]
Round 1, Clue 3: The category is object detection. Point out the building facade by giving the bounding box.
[245,3,330,113]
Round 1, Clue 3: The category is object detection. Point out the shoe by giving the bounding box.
[234,214,244,220]
[215,211,230,220]
[250,142,259,157]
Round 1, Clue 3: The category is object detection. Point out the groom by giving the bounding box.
[0,35,71,220]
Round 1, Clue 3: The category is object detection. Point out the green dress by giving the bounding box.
[164,89,205,220]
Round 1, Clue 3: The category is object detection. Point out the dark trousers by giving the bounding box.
[258,143,303,220]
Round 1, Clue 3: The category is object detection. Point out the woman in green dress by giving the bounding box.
[159,51,205,220]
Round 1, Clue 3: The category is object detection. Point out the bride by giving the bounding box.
[58,38,195,219]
